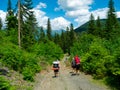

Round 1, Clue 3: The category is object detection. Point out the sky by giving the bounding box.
[0,0,120,30]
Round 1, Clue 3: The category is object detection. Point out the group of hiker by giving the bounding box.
[52,55,80,77]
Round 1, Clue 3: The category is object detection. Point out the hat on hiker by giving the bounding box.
[53,61,59,64]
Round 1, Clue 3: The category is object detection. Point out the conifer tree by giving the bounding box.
[88,13,96,35]
[39,26,45,42]
[96,16,102,37]
[54,33,61,45]
[69,23,76,46]
[60,30,66,53]
[6,0,17,35]
[0,18,2,30]
[21,0,38,49]
[105,0,120,39]
[47,18,52,41]
[65,27,71,54]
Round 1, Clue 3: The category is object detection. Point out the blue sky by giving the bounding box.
[0,0,120,30]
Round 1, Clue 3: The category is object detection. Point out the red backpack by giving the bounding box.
[74,56,80,65]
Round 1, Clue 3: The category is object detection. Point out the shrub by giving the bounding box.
[0,76,12,90]
[31,41,64,64]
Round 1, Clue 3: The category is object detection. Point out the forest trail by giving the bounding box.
[34,55,110,90]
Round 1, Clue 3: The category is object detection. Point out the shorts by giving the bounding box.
[76,64,80,70]
[53,68,59,72]
[72,65,76,69]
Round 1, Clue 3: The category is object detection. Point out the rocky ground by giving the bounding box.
[34,56,111,90]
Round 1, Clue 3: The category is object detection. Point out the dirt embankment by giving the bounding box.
[34,56,111,90]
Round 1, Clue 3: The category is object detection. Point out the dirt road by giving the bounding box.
[34,56,110,90]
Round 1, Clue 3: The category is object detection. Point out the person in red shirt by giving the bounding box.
[74,55,80,75]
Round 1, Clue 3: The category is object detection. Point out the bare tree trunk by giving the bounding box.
[18,0,21,48]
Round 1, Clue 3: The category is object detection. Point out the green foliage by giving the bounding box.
[71,30,120,89]
[111,46,120,76]
[0,31,41,81]
[0,76,12,90]
[71,33,94,56]
[6,0,17,33]
[20,0,38,49]
[87,13,96,35]
[0,43,41,81]
[22,53,41,81]
[81,38,109,78]
[105,0,120,40]
[38,26,45,42]
[31,41,64,64]
[7,28,18,45]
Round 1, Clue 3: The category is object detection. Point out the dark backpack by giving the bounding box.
[53,64,59,68]
[71,60,76,67]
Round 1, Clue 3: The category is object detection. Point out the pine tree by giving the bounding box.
[96,16,102,37]
[0,18,2,30]
[69,23,76,46]
[65,27,71,54]
[88,13,96,35]
[54,33,61,45]
[47,18,52,41]
[105,0,120,39]
[39,26,45,42]
[6,0,17,35]
[21,0,38,49]
[60,30,66,53]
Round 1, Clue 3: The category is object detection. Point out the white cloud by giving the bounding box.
[65,9,89,18]
[35,2,47,9]
[57,0,93,17]
[33,3,70,30]
[56,0,120,26]
[0,10,6,27]
[33,8,48,28]
[51,17,70,30]
[91,8,108,19]
[75,8,109,26]
[56,0,94,26]
[117,11,120,18]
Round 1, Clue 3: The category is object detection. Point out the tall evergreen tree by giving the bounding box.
[105,0,120,39]
[7,0,12,11]
[66,27,71,54]
[47,18,52,41]
[60,30,66,53]
[21,0,38,49]
[54,33,61,45]
[88,13,96,35]
[96,16,102,37]
[0,18,2,30]
[6,0,17,35]
[39,26,45,42]
[69,23,76,46]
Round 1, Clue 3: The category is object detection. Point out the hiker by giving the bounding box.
[71,57,76,73]
[74,55,80,75]
[52,60,60,77]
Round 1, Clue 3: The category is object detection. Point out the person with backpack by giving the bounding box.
[74,55,80,75]
[71,57,76,73]
[52,60,60,77]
